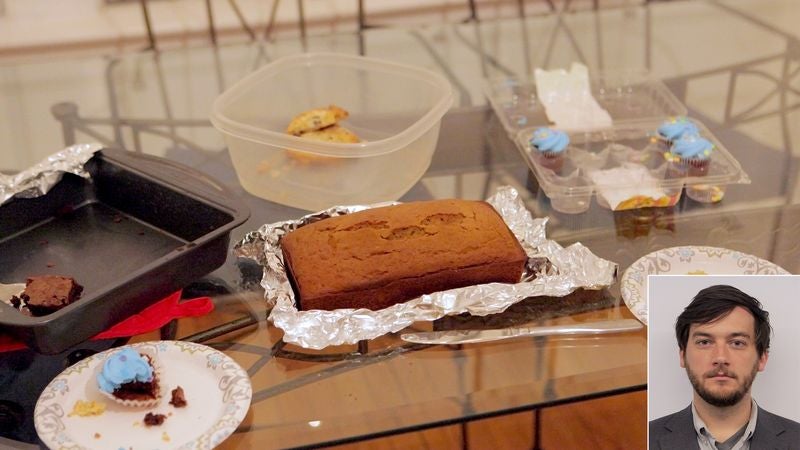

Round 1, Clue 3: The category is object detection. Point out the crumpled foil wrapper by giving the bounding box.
[235,186,617,349]
[0,143,102,206]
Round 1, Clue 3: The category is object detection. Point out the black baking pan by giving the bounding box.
[0,149,249,354]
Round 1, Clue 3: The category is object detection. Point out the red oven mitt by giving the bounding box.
[0,291,213,353]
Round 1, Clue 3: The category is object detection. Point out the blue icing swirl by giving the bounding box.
[670,134,714,160]
[529,127,569,154]
[96,348,153,393]
[658,116,698,141]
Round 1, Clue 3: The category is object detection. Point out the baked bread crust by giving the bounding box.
[281,199,527,311]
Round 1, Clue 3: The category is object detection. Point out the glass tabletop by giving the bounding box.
[1,1,799,448]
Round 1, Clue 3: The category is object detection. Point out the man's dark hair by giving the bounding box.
[675,284,771,357]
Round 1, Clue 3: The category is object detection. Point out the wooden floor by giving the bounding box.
[330,391,646,450]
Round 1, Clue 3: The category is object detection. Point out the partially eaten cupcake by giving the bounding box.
[96,348,161,407]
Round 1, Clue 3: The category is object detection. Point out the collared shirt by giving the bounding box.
[691,398,759,450]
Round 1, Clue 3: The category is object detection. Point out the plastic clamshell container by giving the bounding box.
[0,149,249,354]
[211,53,454,211]
[514,119,750,214]
[485,70,687,135]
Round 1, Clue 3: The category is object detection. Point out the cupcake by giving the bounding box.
[653,116,699,150]
[665,134,714,176]
[96,348,161,407]
[529,127,569,172]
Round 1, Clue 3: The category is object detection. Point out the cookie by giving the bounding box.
[286,105,349,135]
[299,125,360,144]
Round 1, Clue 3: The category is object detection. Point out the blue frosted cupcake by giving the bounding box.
[666,134,714,176]
[654,117,699,150]
[529,127,569,172]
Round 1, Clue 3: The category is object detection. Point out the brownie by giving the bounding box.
[12,275,83,316]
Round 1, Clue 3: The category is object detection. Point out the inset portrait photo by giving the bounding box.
[648,275,800,450]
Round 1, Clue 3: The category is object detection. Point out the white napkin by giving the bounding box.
[534,63,613,131]
[588,163,667,210]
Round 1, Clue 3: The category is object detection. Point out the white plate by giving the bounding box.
[620,246,789,325]
[35,341,252,450]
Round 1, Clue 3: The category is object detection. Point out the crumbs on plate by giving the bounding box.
[687,270,708,275]
[67,400,106,417]
[143,412,166,427]
[169,386,187,408]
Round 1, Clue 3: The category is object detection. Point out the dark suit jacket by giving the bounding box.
[649,405,800,450]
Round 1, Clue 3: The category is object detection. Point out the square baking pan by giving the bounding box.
[0,149,249,354]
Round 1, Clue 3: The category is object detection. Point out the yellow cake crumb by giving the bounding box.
[67,400,106,417]
[162,431,171,442]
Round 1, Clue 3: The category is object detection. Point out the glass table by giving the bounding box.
[1,1,798,448]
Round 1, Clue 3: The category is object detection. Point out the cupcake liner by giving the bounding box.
[680,156,709,167]
[538,150,561,160]
[534,151,564,172]
[96,350,163,408]
[680,157,710,176]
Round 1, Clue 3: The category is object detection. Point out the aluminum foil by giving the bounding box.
[0,143,102,206]
[236,186,617,349]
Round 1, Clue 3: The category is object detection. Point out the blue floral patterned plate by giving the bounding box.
[35,341,252,450]
[620,246,789,325]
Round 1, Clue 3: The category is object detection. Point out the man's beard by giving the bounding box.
[685,360,759,407]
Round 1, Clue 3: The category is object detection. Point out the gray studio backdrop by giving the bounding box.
[648,275,800,422]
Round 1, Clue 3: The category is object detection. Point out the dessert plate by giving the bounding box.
[34,341,252,450]
[620,246,789,325]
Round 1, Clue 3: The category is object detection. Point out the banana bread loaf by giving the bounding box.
[280,199,527,311]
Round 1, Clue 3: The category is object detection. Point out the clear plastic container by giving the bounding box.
[514,119,750,214]
[211,53,453,211]
[485,71,688,136]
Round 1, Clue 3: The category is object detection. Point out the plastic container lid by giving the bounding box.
[485,70,688,135]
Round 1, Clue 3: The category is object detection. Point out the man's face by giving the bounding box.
[680,306,768,408]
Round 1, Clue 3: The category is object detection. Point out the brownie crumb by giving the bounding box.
[143,412,166,427]
[46,262,55,268]
[169,386,187,408]
[94,432,101,439]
